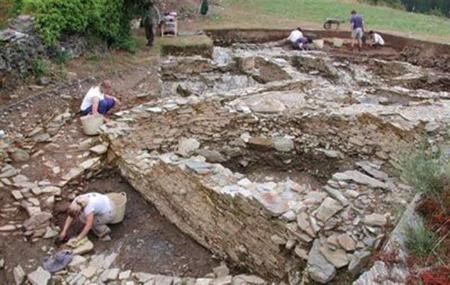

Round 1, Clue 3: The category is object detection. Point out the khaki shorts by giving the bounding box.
[352,28,364,40]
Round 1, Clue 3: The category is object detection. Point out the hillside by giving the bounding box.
[211,0,450,43]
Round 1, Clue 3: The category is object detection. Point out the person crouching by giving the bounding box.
[80,80,120,117]
[59,192,115,244]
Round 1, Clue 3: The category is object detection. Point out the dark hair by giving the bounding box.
[307,37,313,44]
[351,10,357,14]
[297,27,303,32]
[369,30,374,34]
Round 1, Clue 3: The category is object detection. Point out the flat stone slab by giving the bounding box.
[333,170,387,189]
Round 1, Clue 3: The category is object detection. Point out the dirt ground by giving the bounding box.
[59,171,220,276]
[0,172,219,283]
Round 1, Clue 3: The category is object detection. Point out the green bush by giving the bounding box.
[22,0,137,49]
[400,145,449,201]
[31,59,48,77]
[405,223,439,258]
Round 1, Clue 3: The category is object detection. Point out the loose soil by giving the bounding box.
[57,171,220,276]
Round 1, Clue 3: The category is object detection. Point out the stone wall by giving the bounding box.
[110,148,304,280]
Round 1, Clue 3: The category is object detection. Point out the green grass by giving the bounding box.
[223,0,450,43]
[405,223,439,258]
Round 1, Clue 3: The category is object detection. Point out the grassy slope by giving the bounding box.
[212,0,450,43]
[0,0,13,28]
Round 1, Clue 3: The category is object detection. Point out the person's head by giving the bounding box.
[297,27,303,32]
[307,37,313,44]
[100,80,112,93]
[351,10,357,15]
[369,30,374,35]
[68,200,83,218]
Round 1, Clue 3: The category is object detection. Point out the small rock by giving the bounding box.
[11,149,30,162]
[316,198,343,222]
[177,138,201,157]
[11,190,24,200]
[0,225,16,231]
[348,250,371,275]
[307,239,336,284]
[363,214,387,227]
[213,264,230,278]
[195,149,226,163]
[100,268,120,282]
[319,244,349,268]
[27,267,50,285]
[68,255,87,271]
[119,270,132,280]
[212,275,232,285]
[14,265,26,285]
[337,233,356,251]
[89,144,108,155]
[272,136,294,152]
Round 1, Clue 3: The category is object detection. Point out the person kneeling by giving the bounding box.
[80,80,120,117]
[369,31,385,48]
[59,192,115,244]
[295,37,313,50]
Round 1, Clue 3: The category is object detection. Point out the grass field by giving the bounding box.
[216,0,450,43]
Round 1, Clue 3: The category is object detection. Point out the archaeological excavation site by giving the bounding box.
[1,18,450,285]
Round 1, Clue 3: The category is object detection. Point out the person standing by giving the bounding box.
[350,10,364,51]
[142,0,161,47]
[200,0,209,16]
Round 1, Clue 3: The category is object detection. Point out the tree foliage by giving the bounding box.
[21,0,149,49]
[363,0,450,17]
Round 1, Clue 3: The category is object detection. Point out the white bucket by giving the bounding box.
[107,192,127,224]
[313,39,324,49]
[80,115,103,136]
[333,38,344,48]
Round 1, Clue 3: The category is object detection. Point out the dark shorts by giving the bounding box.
[82,98,115,115]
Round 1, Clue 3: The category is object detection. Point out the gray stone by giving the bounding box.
[307,239,336,284]
[119,270,132,280]
[213,264,230,278]
[212,275,232,285]
[233,275,266,284]
[185,160,215,175]
[316,197,343,222]
[177,138,201,157]
[14,265,26,285]
[11,149,30,162]
[333,170,387,189]
[68,255,87,271]
[27,267,51,285]
[348,250,371,275]
[356,161,388,181]
[323,186,349,206]
[272,137,294,152]
[89,144,108,155]
[363,213,387,227]
[100,268,120,282]
[337,233,356,251]
[319,244,349,268]
[195,149,226,163]
[297,212,315,237]
[23,212,52,231]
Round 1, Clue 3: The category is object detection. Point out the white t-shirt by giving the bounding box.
[80,86,105,111]
[373,33,385,45]
[288,30,303,43]
[73,192,112,217]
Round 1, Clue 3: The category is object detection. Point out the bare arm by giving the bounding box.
[76,212,94,241]
[92,97,100,116]
[60,216,73,239]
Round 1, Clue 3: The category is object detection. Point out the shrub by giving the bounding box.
[22,0,138,50]
[405,223,439,258]
[31,59,48,77]
[400,144,449,202]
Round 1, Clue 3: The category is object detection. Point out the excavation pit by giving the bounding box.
[101,37,450,283]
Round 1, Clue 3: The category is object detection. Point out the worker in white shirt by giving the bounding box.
[287,27,304,49]
[59,192,115,243]
[80,80,120,116]
[368,31,385,48]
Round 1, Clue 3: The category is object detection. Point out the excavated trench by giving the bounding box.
[101,36,450,284]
